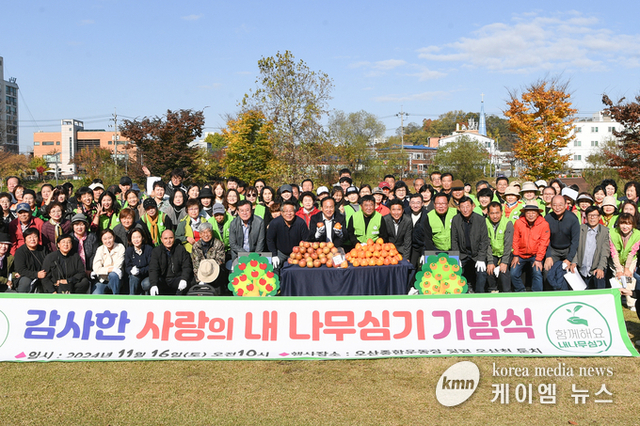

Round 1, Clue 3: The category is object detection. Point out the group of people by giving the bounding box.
[0,168,638,311]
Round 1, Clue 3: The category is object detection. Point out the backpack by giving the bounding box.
[187,283,218,296]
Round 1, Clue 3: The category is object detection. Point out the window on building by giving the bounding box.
[608,127,615,133]
[575,127,582,133]
[591,127,598,132]
[574,140,581,147]
[34,142,40,146]
[42,142,54,146]
[56,142,60,145]
[574,155,582,161]
[108,141,112,145]
[591,141,598,147]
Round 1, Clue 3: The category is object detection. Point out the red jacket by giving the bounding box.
[296,207,321,228]
[512,215,550,261]
[9,216,45,255]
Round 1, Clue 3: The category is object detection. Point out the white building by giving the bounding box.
[0,57,19,153]
[562,111,624,171]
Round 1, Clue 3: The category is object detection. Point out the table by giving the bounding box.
[280,260,415,296]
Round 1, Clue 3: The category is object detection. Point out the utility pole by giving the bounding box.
[110,108,118,167]
[396,106,409,177]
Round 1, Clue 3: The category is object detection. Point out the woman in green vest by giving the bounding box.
[601,196,618,229]
[609,213,640,309]
[176,199,209,253]
[92,191,120,232]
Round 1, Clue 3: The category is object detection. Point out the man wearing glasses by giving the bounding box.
[569,206,610,289]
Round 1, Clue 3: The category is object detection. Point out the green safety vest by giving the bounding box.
[610,228,640,265]
[254,204,266,220]
[344,204,358,224]
[427,208,457,250]
[486,216,509,259]
[207,212,232,250]
[603,214,618,230]
[141,212,167,246]
[98,212,120,232]
[351,210,382,243]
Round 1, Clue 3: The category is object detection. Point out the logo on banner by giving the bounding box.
[0,310,9,348]
[436,361,480,406]
[546,302,612,354]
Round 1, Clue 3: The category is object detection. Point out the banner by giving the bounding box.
[0,289,636,362]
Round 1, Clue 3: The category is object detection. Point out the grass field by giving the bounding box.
[1,310,639,426]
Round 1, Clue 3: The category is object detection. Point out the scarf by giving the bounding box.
[147,214,160,245]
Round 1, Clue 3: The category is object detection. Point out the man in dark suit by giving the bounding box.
[570,206,610,289]
[308,197,347,248]
[229,200,266,262]
[382,199,412,260]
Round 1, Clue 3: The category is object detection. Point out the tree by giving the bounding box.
[29,156,48,179]
[0,151,30,188]
[120,109,204,180]
[602,94,640,181]
[241,51,334,182]
[327,110,386,182]
[221,110,279,185]
[505,78,577,180]
[71,147,138,186]
[431,135,490,184]
[204,132,227,151]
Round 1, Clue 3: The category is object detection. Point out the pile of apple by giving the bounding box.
[287,241,348,268]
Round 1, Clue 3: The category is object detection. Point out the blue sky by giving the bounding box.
[3,1,639,152]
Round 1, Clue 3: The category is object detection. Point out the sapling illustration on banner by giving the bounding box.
[566,305,588,326]
[228,254,280,296]
[413,253,468,295]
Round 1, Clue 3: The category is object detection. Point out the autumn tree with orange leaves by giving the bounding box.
[602,94,640,181]
[505,78,577,180]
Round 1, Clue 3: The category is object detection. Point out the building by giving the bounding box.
[562,111,624,172]
[33,120,129,175]
[0,57,19,153]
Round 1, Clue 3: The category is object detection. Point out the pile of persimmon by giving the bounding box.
[287,241,347,268]
[345,238,402,267]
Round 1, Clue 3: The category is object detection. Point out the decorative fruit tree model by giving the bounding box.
[228,253,280,296]
[413,253,468,295]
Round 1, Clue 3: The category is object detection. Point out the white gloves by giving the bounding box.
[494,267,500,277]
[419,255,425,265]
[112,268,122,279]
[475,261,487,272]
[315,226,325,239]
[198,281,205,286]
[334,227,343,238]
[271,257,281,268]
[178,280,187,291]
[131,266,139,276]
[90,271,98,279]
[150,286,159,296]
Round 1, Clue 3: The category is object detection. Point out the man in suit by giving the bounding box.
[570,206,610,289]
[229,200,266,262]
[383,199,412,260]
[451,196,490,293]
[308,197,346,248]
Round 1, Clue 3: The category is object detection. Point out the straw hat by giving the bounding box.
[503,186,521,198]
[520,181,539,194]
[197,259,220,283]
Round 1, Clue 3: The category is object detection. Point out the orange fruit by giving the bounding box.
[352,259,360,267]
[397,254,403,261]
[367,239,374,246]
[376,258,384,266]
[376,238,384,245]
[368,258,376,266]
[340,260,348,268]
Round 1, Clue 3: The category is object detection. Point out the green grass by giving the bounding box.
[1,309,638,426]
